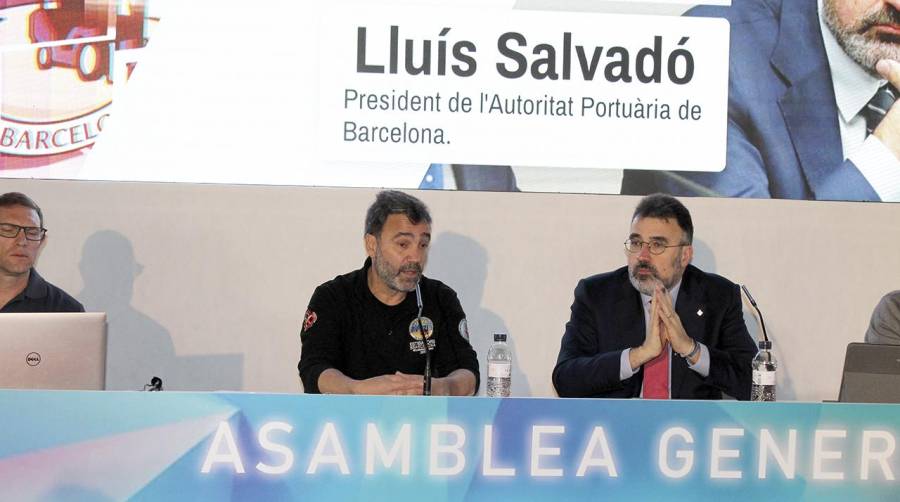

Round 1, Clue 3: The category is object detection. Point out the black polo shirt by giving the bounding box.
[298,258,480,394]
[0,268,84,313]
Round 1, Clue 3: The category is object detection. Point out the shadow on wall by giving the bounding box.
[427,232,532,397]
[77,230,243,391]
[692,238,795,400]
[690,239,716,275]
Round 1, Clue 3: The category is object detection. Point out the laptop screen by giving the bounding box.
[0,312,107,390]
[838,342,900,404]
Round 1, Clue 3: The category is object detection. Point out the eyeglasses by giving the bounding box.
[0,223,47,241]
[624,238,687,255]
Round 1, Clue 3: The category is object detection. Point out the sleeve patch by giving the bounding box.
[302,309,318,332]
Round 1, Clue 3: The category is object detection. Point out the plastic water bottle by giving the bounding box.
[486,333,512,397]
[751,340,777,402]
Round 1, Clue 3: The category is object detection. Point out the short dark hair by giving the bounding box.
[365,190,432,237]
[0,192,44,228]
[632,193,693,244]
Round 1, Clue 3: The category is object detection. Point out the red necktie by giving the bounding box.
[643,342,670,399]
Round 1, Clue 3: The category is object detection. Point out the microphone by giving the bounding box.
[415,280,423,310]
[416,281,432,396]
[741,285,769,343]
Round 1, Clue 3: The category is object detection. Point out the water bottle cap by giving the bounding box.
[758,340,772,350]
[493,333,507,342]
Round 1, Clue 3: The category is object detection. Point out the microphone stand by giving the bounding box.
[416,282,432,396]
[143,376,163,392]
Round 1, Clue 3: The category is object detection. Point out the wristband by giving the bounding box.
[679,340,700,359]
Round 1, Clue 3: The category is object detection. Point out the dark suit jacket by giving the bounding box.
[621,0,880,201]
[553,265,756,400]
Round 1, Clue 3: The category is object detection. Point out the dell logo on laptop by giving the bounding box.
[25,352,41,367]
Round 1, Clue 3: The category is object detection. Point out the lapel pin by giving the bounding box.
[697,308,704,317]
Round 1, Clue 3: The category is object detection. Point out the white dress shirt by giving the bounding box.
[819,0,900,201]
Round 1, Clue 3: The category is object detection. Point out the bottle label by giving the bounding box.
[752,370,775,385]
[488,362,511,378]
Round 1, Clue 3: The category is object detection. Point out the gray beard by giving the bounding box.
[373,248,420,293]
[823,1,900,74]
[628,265,682,296]
[629,275,656,296]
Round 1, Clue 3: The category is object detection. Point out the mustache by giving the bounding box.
[861,5,900,30]
[399,263,422,274]
[632,263,658,278]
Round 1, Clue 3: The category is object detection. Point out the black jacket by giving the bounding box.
[553,265,756,400]
[298,259,479,393]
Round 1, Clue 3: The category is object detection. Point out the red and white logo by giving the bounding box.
[0,0,157,169]
[302,309,317,332]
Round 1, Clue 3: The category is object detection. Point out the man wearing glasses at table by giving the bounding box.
[0,192,83,313]
[553,194,756,400]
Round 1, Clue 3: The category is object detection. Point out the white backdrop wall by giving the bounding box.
[1,178,893,401]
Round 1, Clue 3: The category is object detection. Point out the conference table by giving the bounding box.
[0,391,897,500]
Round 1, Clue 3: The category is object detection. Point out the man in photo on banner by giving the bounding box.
[553,194,756,399]
[0,192,83,313]
[298,190,479,395]
[622,0,900,202]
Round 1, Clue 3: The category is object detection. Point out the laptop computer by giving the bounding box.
[838,342,900,403]
[0,312,107,390]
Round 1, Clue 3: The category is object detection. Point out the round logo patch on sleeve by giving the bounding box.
[458,318,469,341]
[302,309,318,332]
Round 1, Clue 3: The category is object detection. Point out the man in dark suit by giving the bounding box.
[621,0,900,201]
[553,194,756,399]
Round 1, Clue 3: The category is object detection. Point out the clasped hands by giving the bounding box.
[351,371,445,396]
[629,281,698,369]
